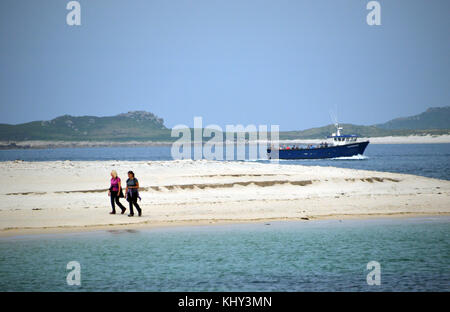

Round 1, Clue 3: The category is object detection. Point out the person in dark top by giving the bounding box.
[108,170,126,215]
[126,170,142,217]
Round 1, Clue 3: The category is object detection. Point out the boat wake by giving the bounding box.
[331,154,368,160]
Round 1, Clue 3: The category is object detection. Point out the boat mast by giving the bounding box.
[329,108,343,138]
[335,123,343,136]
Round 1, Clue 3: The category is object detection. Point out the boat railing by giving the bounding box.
[276,143,331,151]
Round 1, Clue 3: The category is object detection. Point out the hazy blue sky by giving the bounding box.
[0,0,449,130]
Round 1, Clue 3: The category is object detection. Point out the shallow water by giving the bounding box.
[0,217,449,291]
[1,144,449,180]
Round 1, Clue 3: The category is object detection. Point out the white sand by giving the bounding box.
[1,134,450,149]
[280,134,450,145]
[358,135,450,144]
[0,160,448,236]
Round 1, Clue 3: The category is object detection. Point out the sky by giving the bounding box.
[0,0,449,131]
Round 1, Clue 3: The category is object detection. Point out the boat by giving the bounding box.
[267,124,369,160]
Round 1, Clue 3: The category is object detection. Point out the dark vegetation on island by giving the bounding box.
[0,107,449,146]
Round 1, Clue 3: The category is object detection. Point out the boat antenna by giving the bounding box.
[329,109,338,127]
[329,106,342,136]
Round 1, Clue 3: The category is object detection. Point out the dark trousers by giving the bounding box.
[110,191,126,213]
[128,192,141,215]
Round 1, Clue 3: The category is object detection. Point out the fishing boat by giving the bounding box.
[267,124,369,160]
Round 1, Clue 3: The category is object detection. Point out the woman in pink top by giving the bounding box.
[108,170,126,214]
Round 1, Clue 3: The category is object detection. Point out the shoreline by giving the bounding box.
[1,212,449,238]
[1,160,449,238]
[1,134,450,150]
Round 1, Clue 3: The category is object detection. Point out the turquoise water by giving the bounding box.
[1,217,449,291]
[1,144,449,180]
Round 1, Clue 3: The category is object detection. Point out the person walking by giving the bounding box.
[108,170,126,215]
[126,171,142,217]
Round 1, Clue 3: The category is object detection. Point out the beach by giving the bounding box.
[0,160,448,237]
[1,134,450,150]
[280,134,450,145]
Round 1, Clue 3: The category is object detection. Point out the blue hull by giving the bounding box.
[268,141,369,159]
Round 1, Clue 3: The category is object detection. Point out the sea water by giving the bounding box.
[1,144,448,291]
[0,217,449,292]
[1,144,449,180]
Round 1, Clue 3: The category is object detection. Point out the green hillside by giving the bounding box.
[376,106,450,130]
[279,106,450,139]
[0,107,449,142]
[279,124,449,140]
[0,111,172,141]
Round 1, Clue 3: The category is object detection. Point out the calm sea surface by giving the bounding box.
[1,145,449,291]
[0,143,449,180]
[0,217,449,291]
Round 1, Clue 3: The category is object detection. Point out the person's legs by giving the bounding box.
[115,196,126,214]
[110,193,116,214]
[128,198,134,216]
[133,198,142,216]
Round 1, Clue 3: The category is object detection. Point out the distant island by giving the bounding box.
[0,107,449,149]
[0,111,170,142]
[280,106,450,140]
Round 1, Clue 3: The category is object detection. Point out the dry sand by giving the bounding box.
[0,160,448,237]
